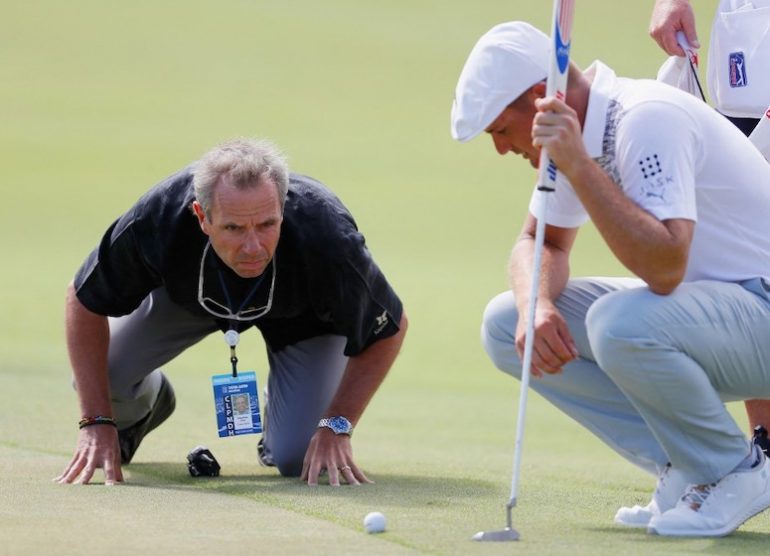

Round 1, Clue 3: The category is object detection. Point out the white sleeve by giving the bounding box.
[615,101,698,222]
[528,171,590,228]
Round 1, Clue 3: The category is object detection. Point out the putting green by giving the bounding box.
[0,444,421,555]
[6,0,769,553]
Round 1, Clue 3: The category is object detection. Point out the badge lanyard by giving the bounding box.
[210,271,267,439]
[216,268,267,378]
[195,241,276,376]
[213,322,265,438]
[197,243,272,437]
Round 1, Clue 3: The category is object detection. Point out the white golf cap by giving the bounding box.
[451,21,550,142]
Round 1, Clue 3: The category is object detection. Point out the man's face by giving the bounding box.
[193,178,283,279]
[484,88,541,168]
[234,396,249,412]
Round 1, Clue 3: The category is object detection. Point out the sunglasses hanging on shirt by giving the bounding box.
[196,241,276,322]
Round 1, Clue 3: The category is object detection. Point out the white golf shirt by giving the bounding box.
[529,61,770,283]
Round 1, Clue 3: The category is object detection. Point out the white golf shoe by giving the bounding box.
[648,448,770,537]
[614,464,690,528]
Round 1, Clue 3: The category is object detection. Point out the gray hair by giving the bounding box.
[193,138,289,219]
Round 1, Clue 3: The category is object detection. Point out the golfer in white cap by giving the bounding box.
[452,21,770,537]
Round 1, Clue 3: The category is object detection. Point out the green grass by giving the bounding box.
[6,0,769,554]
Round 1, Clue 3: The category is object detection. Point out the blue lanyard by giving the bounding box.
[216,267,269,377]
[216,267,268,321]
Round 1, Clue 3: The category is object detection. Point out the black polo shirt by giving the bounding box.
[74,167,403,356]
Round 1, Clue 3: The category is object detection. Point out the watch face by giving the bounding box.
[329,416,351,434]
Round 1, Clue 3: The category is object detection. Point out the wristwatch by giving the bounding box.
[318,416,353,436]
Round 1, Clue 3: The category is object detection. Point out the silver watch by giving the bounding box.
[318,416,353,436]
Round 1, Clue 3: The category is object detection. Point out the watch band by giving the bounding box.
[318,416,353,435]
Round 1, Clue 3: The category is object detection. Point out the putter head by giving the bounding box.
[472,528,520,542]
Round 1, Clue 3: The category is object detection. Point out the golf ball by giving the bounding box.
[363,511,386,534]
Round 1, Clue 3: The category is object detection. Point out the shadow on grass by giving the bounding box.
[587,525,770,548]
[124,461,498,507]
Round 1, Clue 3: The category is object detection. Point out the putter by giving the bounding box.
[473,0,575,542]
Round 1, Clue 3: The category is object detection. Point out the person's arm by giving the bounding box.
[746,400,770,435]
[300,312,407,486]
[650,0,700,55]
[509,214,579,377]
[532,96,694,295]
[54,282,123,485]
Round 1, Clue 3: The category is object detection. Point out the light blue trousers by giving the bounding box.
[107,287,348,476]
[481,277,770,484]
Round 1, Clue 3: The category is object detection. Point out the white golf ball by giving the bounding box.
[363,511,386,534]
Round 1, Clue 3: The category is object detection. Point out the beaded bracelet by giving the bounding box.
[78,416,118,429]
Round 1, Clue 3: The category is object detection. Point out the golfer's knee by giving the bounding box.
[275,459,303,478]
[481,292,522,378]
[586,292,649,372]
[269,441,306,477]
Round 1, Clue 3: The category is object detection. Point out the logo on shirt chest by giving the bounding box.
[374,310,389,335]
[729,52,748,88]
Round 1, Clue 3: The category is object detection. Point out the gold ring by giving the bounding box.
[339,465,351,472]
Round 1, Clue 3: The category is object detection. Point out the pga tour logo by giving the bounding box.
[729,52,747,88]
[556,41,571,74]
[555,3,574,74]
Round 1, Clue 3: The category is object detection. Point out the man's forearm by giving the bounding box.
[322,313,408,425]
[509,227,571,312]
[65,282,113,417]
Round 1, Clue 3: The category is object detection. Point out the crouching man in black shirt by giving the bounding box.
[55,138,407,486]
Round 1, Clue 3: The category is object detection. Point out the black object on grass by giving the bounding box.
[187,446,221,477]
